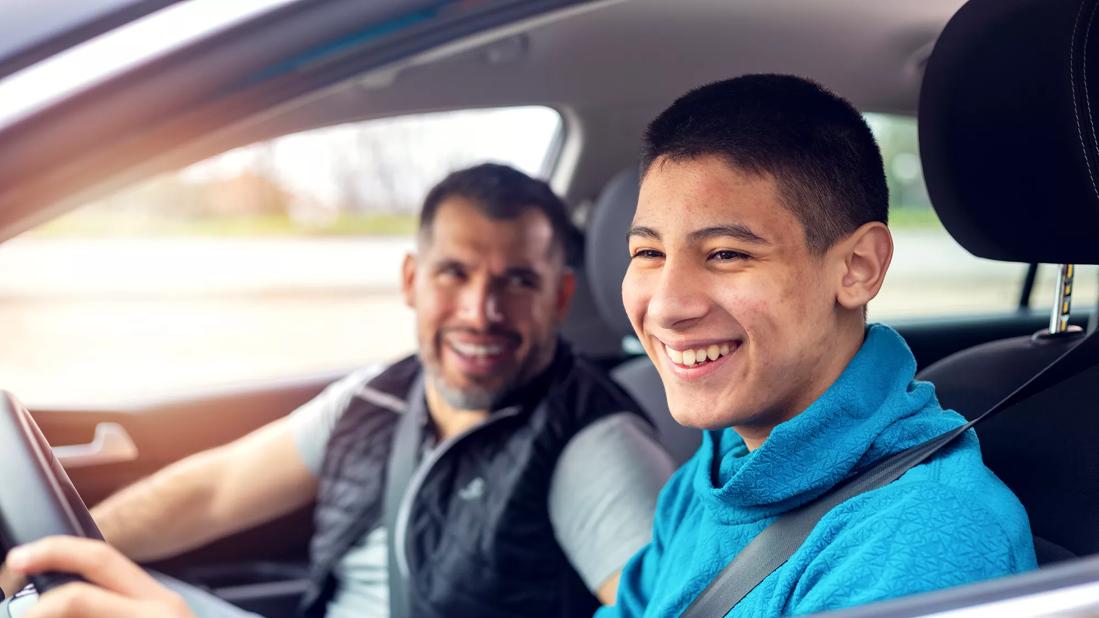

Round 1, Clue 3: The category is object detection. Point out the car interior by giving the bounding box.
[913,0,1099,568]
[2,0,1099,616]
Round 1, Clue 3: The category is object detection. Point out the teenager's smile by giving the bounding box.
[657,337,742,381]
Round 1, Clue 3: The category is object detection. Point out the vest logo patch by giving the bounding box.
[458,477,486,501]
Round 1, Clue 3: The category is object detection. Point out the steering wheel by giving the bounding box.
[0,390,102,613]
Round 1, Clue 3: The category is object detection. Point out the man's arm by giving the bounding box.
[548,413,676,606]
[91,366,374,563]
[593,458,695,618]
[596,573,622,606]
[92,415,318,562]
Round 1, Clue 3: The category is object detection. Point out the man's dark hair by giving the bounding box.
[419,163,580,266]
[641,74,888,254]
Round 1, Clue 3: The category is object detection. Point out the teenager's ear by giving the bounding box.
[401,253,417,309]
[836,222,893,310]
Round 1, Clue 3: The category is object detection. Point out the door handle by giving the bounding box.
[52,422,138,469]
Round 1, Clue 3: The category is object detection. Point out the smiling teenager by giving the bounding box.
[597,75,1037,617]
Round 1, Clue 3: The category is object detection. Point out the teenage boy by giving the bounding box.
[602,74,1036,616]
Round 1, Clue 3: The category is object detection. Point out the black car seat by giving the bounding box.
[586,166,702,465]
[915,0,1099,565]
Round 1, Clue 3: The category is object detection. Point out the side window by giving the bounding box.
[867,114,1032,320]
[1033,264,1098,319]
[0,107,562,406]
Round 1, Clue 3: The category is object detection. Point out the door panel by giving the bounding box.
[32,371,342,505]
[27,370,346,613]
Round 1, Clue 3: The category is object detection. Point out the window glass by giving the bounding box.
[1033,264,1099,321]
[865,114,1028,320]
[0,106,561,406]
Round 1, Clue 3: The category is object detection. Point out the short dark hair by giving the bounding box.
[641,74,888,254]
[419,163,580,266]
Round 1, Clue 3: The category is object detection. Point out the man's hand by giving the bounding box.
[4,536,195,618]
[0,562,27,599]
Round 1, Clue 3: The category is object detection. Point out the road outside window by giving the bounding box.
[866,114,1097,320]
[0,107,561,406]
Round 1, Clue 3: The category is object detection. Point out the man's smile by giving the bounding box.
[443,332,519,376]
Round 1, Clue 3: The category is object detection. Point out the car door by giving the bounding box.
[27,375,337,616]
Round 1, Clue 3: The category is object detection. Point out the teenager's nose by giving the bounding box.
[646,260,709,330]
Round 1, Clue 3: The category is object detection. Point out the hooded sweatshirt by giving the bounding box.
[598,324,1036,617]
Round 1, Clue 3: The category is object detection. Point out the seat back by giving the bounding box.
[917,334,1096,563]
[586,166,701,465]
[918,0,1099,563]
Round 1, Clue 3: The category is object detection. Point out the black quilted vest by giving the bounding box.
[300,342,647,617]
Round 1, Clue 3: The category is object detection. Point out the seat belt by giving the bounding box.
[384,398,423,618]
[681,328,1099,618]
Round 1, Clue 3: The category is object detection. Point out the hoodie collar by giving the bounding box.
[694,324,959,524]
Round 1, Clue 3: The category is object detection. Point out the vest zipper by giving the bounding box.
[392,405,523,580]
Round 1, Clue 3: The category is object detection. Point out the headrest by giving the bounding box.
[586,165,640,338]
[919,0,1099,264]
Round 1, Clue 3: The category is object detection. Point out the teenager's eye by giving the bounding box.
[709,249,749,262]
[630,249,665,260]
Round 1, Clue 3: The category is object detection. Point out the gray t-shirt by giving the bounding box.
[289,367,675,617]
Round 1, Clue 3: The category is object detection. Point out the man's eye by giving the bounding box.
[630,249,664,260]
[506,273,538,289]
[709,249,749,262]
[438,265,466,280]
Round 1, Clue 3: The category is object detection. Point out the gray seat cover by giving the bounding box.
[587,165,701,465]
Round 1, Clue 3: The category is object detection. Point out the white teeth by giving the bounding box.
[665,341,738,367]
[451,341,502,357]
[666,346,683,363]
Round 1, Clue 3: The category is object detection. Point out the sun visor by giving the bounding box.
[919,0,1099,264]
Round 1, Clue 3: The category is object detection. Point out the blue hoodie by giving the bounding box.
[598,325,1036,617]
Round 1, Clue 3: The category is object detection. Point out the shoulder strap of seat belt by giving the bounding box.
[681,328,1099,618]
[384,399,422,618]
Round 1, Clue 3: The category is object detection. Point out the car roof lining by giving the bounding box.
[160,0,963,204]
[0,0,964,238]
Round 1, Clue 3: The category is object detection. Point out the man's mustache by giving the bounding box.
[439,326,521,345]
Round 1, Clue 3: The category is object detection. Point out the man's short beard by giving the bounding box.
[422,334,557,412]
[429,370,498,411]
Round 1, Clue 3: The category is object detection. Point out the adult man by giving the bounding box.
[5,163,674,617]
[600,75,1036,616]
